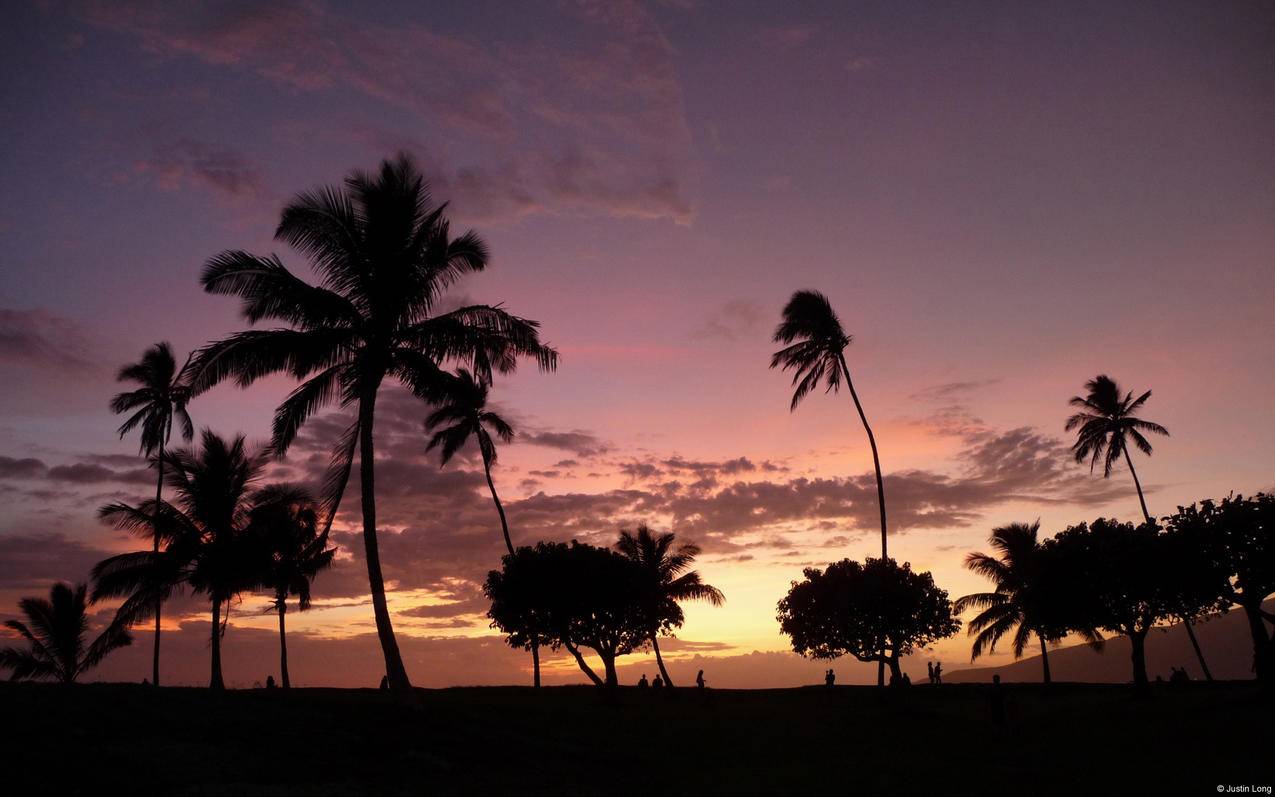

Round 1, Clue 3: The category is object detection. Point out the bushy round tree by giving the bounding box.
[776,557,959,682]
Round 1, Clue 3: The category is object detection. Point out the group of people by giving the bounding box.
[637,669,708,689]
[926,661,943,684]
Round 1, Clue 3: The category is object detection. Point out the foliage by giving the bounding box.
[486,541,651,685]
[0,583,131,683]
[249,485,336,612]
[110,341,194,456]
[1064,374,1169,479]
[776,558,959,678]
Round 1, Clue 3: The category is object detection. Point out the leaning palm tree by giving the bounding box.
[110,342,193,686]
[771,290,890,685]
[1,582,132,683]
[1065,374,1169,524]
[186,154,557,691]
[248,485,335,689]
[424,369,543,685]
[953,522,1086,684]
[94,430,267,690]
[614,525,724,687]
[425,369,516,553]
[771,291,887,557]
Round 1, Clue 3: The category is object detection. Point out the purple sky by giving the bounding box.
[1,0,1273,686]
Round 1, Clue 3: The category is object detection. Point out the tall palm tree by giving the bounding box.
[423,368,544,685]
[186,154,557,691]
[771,289,889,685]
[0,583,132,683]
[249,485,335,689]
[110,342,193,686]
[1065,374,1169,524]
[954,522,1083,684]
[94,430,267,690]
[614,525,724,687]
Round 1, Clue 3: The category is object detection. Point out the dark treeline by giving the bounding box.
[1,157,1272,694]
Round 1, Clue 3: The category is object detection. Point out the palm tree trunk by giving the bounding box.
[651,632,674,686]
[483,449,514,555]
[838,354,888,687]
[563,640,603,686]
[837,354,887,557]
[601,651,618,687]
[1182,617,1212,681]
[1039,633,1051,684]
[278,598,290,689]
[358,387,411,692]
[152,445,164,687]
[210,598,224,690]
[1121,448,1152,524]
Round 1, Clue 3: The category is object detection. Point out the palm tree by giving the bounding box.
[94,430,267,690]
[186,154,557,691]
[954,522,1084,684]
[249,485,335,689]
[0,583,132,683]
[110,342,193,686]
[614,525,724,687]
[424,369,545,685]
[771,289,889,685]
[1065,374,1169,524]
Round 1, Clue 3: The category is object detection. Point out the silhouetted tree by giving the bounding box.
[1165,494,1275,683]
[954,522,1095,684]
[110,342,193,686]
[486,541,648,686]
[1044,519,1176,690]
[94,431,267,690]
[1157,513,1230,681]
[248,485,335,689]
[777,558,959,682]
[1065,375,1168,524]
[614,525,724,687]
[186,154,557,691]
[0,583,131,683]
[423,369,543,683]
[771,290,891,685]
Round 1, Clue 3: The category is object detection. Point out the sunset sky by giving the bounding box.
[1,0,1272,687]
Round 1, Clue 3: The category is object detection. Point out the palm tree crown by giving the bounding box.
[955,523,1052,662]
[615,525,724,686]
[111,341,194,455]
[425,368,514,469]
[1065,374,1168,522]
[185,154,557,690]
[0,583,131,683]
[770,290,852,412]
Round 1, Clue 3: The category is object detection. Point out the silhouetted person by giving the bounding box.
[652,675,664,689]
[927,661,935,684]
[696,669,705,689]
[379,675,389,690]
[638,674,649,689]
[1170,666,1190,685]
[825,668,835,687]
[266,675,276,690]
[989,674,1006,727]
[902,672,912,687]
[142,677,150,686]
[933,662,943,684]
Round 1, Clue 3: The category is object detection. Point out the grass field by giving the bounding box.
[4,681,1271,795]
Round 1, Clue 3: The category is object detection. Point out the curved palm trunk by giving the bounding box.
[482,448,540,688]
[210,598,224,690]
[1182,618,1212,681]
[152,445,164,687]
[1121,448,1151,524]
[651,632,673,686]
[359,388,411,692]
[277,597,290,689]
[838,354,889,687]
[1039,634,1051,684]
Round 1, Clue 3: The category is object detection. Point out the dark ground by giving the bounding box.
[3,681,1270,795]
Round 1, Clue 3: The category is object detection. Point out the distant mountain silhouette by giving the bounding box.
[946,600,1273,683]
